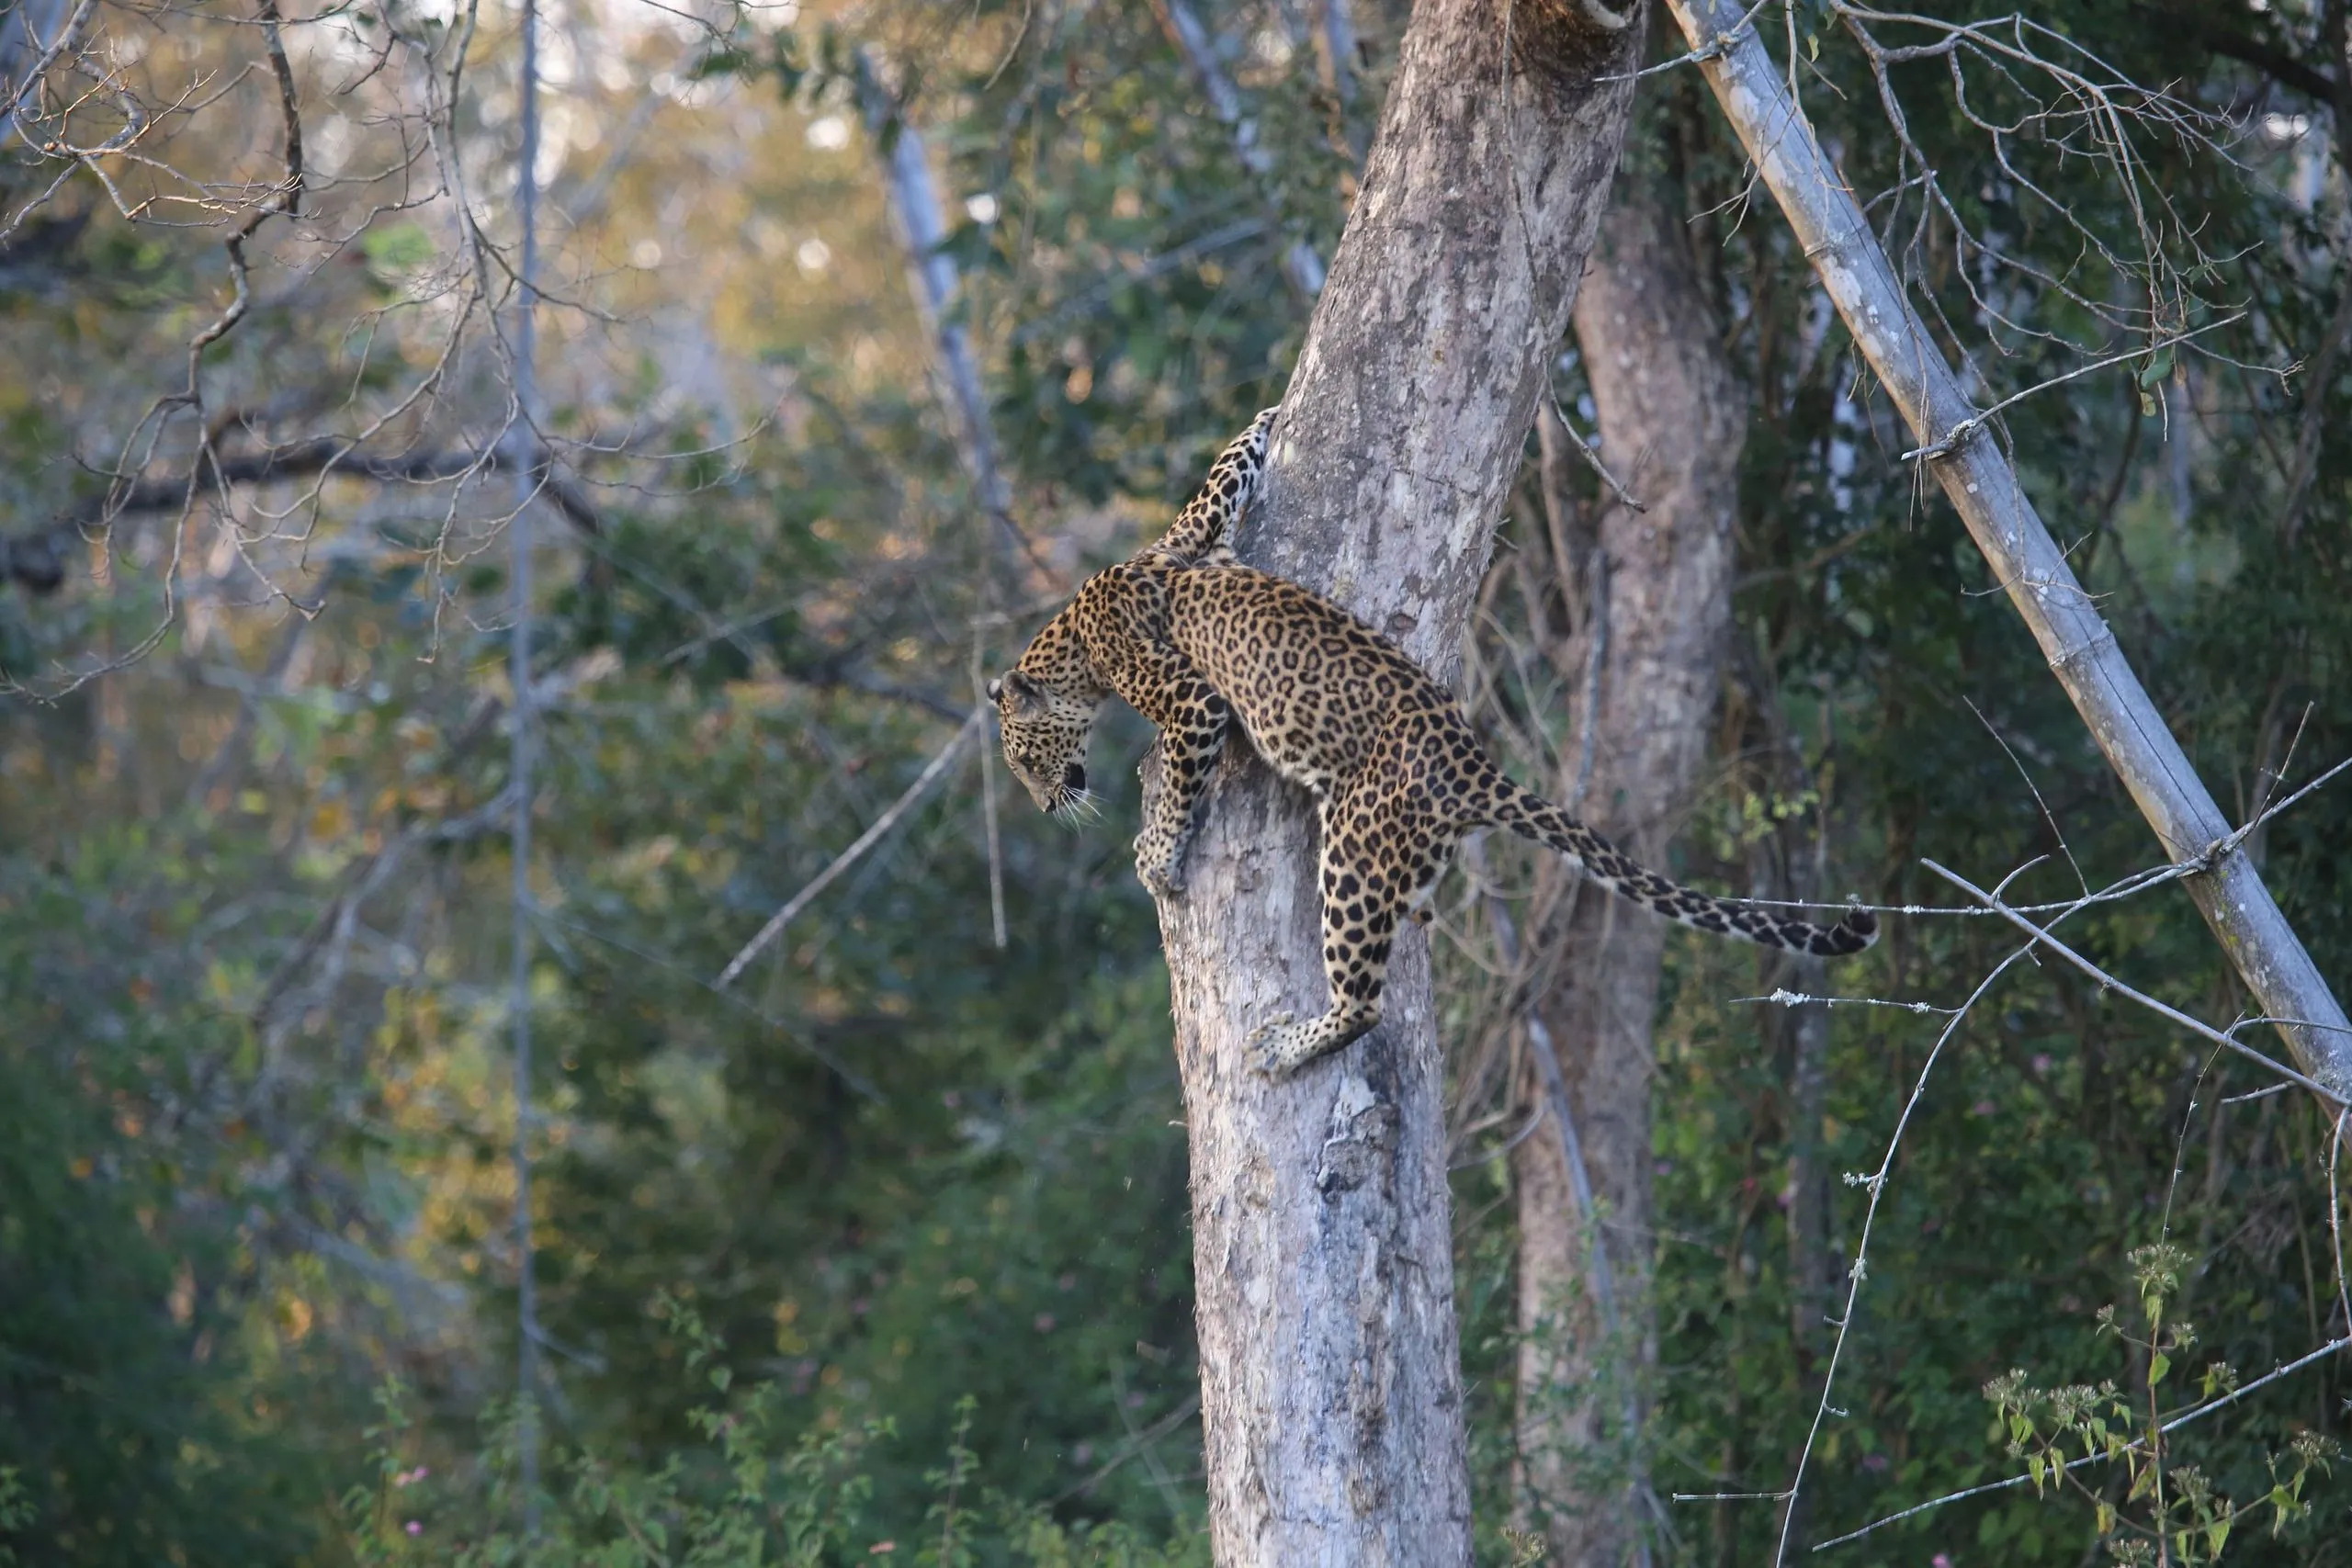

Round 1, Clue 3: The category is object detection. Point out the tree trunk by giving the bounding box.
[1513,159,1745,1567]
[1661,0,2352,1092]
[1151,0,1648,1561]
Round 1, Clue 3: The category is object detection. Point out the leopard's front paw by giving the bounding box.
[1244,1013,1302,1077]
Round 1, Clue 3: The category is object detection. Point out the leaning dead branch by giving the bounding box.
[1661,0,2352,1093]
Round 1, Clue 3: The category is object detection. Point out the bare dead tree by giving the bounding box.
[854,48,1033,589]
[1148,0,1329,295]
[1657,0,2352,1093]
[1148,0,1650,1558]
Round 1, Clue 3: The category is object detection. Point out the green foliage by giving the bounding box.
[7,1,2352,1564]
[1985,1245,2339,1563]
[0,863,337,1565]
[338,1314,1205,1567]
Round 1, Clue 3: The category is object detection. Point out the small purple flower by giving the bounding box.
[405,1521,423,1537]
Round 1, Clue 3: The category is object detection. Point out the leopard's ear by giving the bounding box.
[986,676,1003,703]
[997,668,1047,716]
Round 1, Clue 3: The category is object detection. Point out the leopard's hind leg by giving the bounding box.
[1246,752,1461,1077]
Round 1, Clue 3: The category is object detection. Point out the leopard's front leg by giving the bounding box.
[1133,689,1230,897]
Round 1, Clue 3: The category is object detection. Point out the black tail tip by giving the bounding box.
[1832,907,1880,953]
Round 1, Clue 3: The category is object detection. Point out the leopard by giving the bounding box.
[989,406,1878,1077]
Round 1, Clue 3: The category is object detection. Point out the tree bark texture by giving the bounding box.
[1663,0,2352,1093]
[1512,168,1744,1567]
[1150,1,1648,1562]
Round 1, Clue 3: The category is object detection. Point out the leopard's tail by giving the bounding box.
[1136,405,1280,568]
[1487,780,1878,957]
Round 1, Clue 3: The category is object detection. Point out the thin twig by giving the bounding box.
[509,0,546,1522]
[1923,860,2347,1107]
[972,648,1008,948]
[1051,1393,1203,1504]
[716,705,987,987]
[1898,315,2247,462]
[1704,862,2055,1563]
[534,908,881,1101]
[2208,753,2352,867]
[1812,1334,2352,1550]
[1567,552,1609,811]
[1553,398,1648,513]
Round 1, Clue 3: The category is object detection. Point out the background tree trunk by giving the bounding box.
[1512,155,1745,1566]
[1150,0,1649,1561]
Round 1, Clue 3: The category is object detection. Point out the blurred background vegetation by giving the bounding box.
[1,0,2348,1562]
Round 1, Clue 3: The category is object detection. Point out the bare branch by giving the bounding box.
[1148,0,1326,295]
[715,704,987,988]
[1664,0,2352,1094]
[1814,1333,2352,1550]
[1923,859,2347,1107]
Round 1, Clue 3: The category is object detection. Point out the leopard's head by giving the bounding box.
[988,668,1100,816]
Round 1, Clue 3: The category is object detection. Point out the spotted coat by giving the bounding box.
[991,409,1877,1077]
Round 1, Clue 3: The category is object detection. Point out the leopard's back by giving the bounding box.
[1166,566,1438,794]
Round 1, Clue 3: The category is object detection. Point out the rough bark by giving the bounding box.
[1150,0,1648,1561]
[1512,164,1744,1567]
[1663,0,2352,1092]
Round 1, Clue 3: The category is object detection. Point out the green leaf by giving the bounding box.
[2149,1351,2171,1386]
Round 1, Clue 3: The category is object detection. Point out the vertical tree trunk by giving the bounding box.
[1513,159,1745,1566]
[1151,1,1649,1562]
